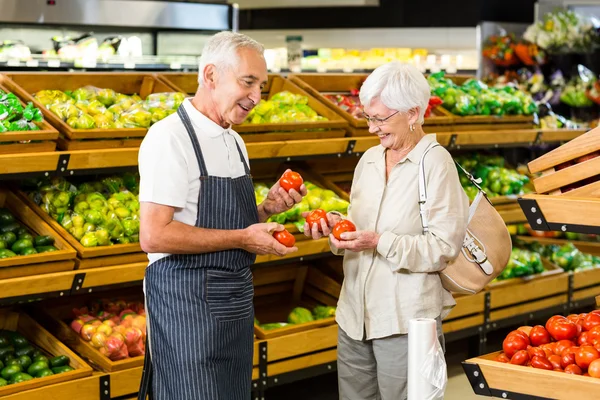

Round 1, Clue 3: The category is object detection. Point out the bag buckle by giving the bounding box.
[470,247,488,265]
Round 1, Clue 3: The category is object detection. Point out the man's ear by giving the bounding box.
[203,64,218,89]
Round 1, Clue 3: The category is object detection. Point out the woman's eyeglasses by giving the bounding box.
[362,110,400,127]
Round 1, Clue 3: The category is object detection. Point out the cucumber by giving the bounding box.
[21,248,37,256]
[36,368,54,378]
[33,355,48,364]
[0,364,21,380]
[0,377,6,387]
[0,249,16,259]
[34,235,55,247]
[18,233,33,242]
[9,372,33,384]
[11,239,33,255]
[5,359,19,367]
[36,246,58,253]
[27,360,49,377]
[0,232,16,247]
[49,355,69,368]
[0,223,20,234]
[15,345,34,358]
[11,335,29,349]
[51,365,74,374]
[0,209,15,227]
[0,346,15,360]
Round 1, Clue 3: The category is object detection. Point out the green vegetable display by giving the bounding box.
[454,154,531,201]
[0,208,58,259]
[34,86,185,130]
[255,181,349,231]
[497,248,545,281]
[244,91,328,124]
[27,174,140,247]
[0,90,43,133]
[256,305,336,331]
[0,329,75,386]
[547,242,600,272]
[428,72,538,116]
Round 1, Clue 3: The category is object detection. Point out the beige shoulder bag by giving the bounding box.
[418,144,512,295]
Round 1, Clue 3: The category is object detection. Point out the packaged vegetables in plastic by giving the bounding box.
[26,174,140,247]
[0,90,43,133]
[244,91,328,124]
[496,248,545,281]
[34,85,185,130]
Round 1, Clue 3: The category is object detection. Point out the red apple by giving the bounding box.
[91,332,107,348]
[80,323,98,341]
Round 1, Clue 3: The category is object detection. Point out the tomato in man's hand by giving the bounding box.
[279,171,303,193]
[332,220,357,240]
[306,209,327,230]
[273,229,296,248]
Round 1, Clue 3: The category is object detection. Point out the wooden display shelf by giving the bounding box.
[442,292,485,334]
[486,257,564,289]
[253,264,338,340]
[0,152,60,177]
[0,189,76,279]
[0,81,59,154]
[0,72,180,146]
[518,194,600,234]
[464,351,600,399]
[0,373,101,400]
[0,311,93,397]
[17,190,143,264]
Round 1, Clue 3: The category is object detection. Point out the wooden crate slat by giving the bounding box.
[268,349,337,377]
[442,314,484,334]
[67,148,139,170]
[0,260,74,280]
[541,128,588,143]
[0,152,59,175]
[573,267,600,289]
[495,203,526,224]
[76,252,148,270]
[267,324,338,362]
[453,129,537,146]
[490,294,567,321]
[489,272,568,309]
[522,194,600,228]
[57,136,143,150]
[109,366,143,398]
[241,129,347,143]
[0,142,56,155]
[246,138,351,159]
[533,155,600,194]
[560,179,600,197]
[80,262,147,288]
[0,269,75,299]
[573,285,600,302]
[0,374,101,400]
[446,292,485,320]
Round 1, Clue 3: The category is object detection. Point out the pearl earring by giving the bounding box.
[409,124,415,132]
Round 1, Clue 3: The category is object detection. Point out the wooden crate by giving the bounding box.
[37,292,145,373]
[0,82,58,154]
[0,189,76,279]
[443,292,485,334]
[486,257,564,289]
[0,310,93,397]
[528,126,600,196]
[0,72,181,149]
[16,190,145,269]
[252,263,338,340]
[159,72,348,141]
[465,351,600,399]
[288,73,454,137]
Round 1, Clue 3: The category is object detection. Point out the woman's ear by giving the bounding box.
[408,107,420,125]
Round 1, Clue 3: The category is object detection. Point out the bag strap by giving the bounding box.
[417,144,487,234]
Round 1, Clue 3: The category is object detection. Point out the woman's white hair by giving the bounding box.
[359,61,431,124]
[197,31,265,86]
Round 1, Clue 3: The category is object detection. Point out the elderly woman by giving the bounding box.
[304,61,469,399]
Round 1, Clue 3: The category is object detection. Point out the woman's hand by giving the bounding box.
[302,212,343,240]
[329,230,380,252]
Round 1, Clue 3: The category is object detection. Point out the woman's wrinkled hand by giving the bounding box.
[329,230,380,252]
[302,212,343,240]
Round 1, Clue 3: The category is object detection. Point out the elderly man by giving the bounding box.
[137,32,305,400]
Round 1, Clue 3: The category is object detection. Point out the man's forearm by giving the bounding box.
[141,220,246,254]
[257,203,271,223]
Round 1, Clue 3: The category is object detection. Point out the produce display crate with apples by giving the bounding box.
[288,73,454,137]
[253,263,339,340]
[159,72,348,142]
[0,82,59,155]
[37,292,146,372]
[0,72,183,150]
[0,188,76,279]
[0,310,93,397]
[464,311,600,399]
[16,175,147,269]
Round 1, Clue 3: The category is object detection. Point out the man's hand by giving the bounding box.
[241,222,298,256]
[329,230,380,252]
[260,169,308,217]
[302,212,343,240]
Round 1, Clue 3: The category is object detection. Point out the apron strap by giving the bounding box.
[138,327,153,400]
[233,140,251,175]
[177,105,209,177]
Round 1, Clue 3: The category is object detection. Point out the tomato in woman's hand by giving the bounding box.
[503,332,530,359]
[273,229,296,248]
[548,354,562,369]
[529,325,551,346]
[588,358,600,378]
[332,220,357,240]
[495,353,510,363]
[546,315,578,341]
[530,355,553,370]
[564,364,583,375]
[583,312,600,332]
[306,209,327,230]
[510,350,530,366]
[576,345,600,370]
[279,171,303,193]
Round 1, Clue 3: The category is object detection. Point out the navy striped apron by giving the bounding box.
[138,105,258,400]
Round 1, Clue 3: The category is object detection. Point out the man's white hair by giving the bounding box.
[197,31,265,86]
[359,61,431,124]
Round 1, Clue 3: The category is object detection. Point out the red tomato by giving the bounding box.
[495,353,510,363]
[504,334,530,359]
[579,331,592,346]
[546,316,578,341]
[509,329,531,343]
[548,354,562,369]
[529,325,551,347]
[518,326,533,336]
[591,310,600,317]
[583,313,600,332]
[564,364,583,375]
[555,340,576,356]
[588,358,600,378]
[561,351,576,369]
[588,326,600,342]
[567,314,581,324]
[510,350,530,366]
[332,220,357,241]
[306,209,327,230]
[279,171,303,193]
[576,346,600,370]
[273,229,296,248]
[530,355,553,370]
[527,346,546,359]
